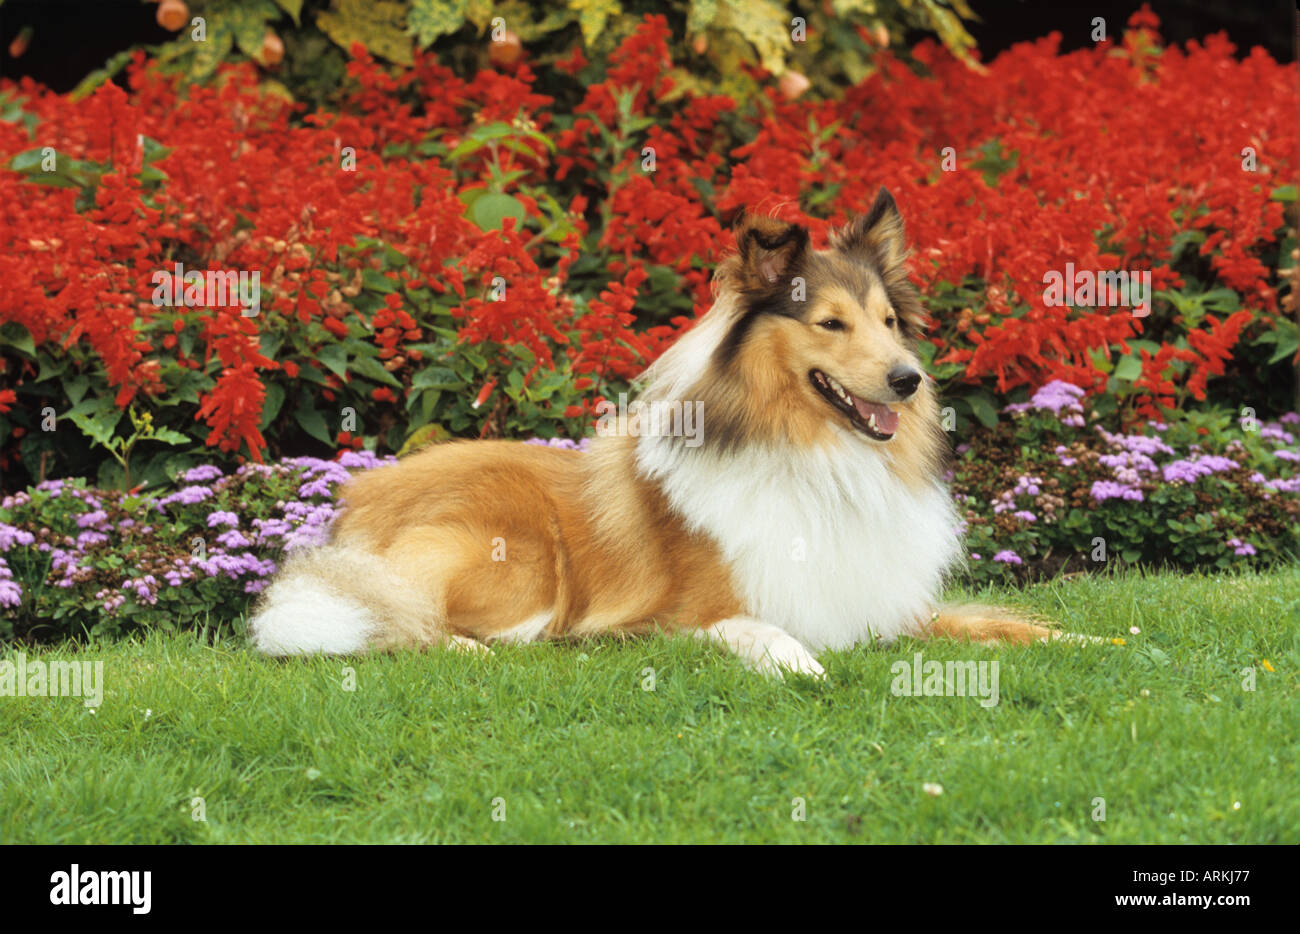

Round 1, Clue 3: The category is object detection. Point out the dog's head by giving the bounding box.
[713,188,932,445]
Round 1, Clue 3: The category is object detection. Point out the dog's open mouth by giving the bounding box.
[809,370,899,441]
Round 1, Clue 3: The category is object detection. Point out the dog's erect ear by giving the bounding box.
[832,186,908,272]
[731,212,810,288]
[833,187,927,336]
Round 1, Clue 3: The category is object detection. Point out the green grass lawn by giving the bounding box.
[1,567,1297,844]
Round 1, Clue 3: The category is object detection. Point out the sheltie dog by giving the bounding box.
[249,188,1063,677]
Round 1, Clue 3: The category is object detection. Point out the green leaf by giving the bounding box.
[469,192,526,232]
[69,49,135,102]
[149,427,190,446]
[361,268,397,293]
[569,0,622,47]
[1113,355,1143,382]
[1269,184,1297,203]
[318,343,349,380]
[397,421,452,456]
[274,0,304,24]
[317,0,413,65]
[1088,345,1113,374]
[65,376,90,406]
[966,391,999,428]
[0,322,36,356]
[719,0,790,74]
[349,354,402,387]
[67,410,121,448]
[408,0,467,47]
[411,366,465,391]
[260,381,286,430]
[190,23,236,81]
[215,0,281,59]
[294,404,332,444]
[686,0,719,35]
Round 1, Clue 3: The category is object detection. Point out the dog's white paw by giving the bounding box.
[754,635,826,680]
[698,618,826,680]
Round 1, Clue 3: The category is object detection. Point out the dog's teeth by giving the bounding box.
[867,413,878,430]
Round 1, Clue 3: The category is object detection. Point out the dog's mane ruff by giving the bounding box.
[634,417,962,650]
[636,291,743,407]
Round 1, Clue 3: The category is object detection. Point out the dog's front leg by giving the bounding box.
[694,617,826,679]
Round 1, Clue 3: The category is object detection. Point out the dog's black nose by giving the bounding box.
[887,366,922,398]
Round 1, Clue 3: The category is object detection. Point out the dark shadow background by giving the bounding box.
[0,0,1294,92]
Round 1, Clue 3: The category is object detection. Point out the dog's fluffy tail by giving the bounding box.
[928,604,1104,646]
[248,543,434,656]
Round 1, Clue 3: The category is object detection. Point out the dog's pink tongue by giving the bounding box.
[853,398,899,434]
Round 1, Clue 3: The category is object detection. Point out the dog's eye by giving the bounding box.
[885,315,898,329]
[817,319,845,332]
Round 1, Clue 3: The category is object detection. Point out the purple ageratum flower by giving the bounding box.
[181,464,225,484]
[1260,425,1296,444]
[969,553,982,561]
[0,523,35,552]
[1005,381,1086,422]
[1264,476,1300,494]
[207,511,240,528]
[191,551,277,581]
[1226,538,1257,557]
[283,523,333,553]
[1273,450,1300,463]
[281,501,337,526]
[1090,480,1145,503]
[992,550,1023,565]
[158,485,214,509]
[1095,427,1176,459]
[297,479,335,499]
[1012,510,1037,522]
[75,531,109,549]
[69,489,102,509]
[0,558,21,608]
[337,449,394,471]
[1161,455,1236,484]
[282,456,352,485]
[1279,412,1299,425]
[76,509,108,529]
[122,574,159,606]
[1,492,31,509]
[1099,451,1158,476]
[215,530,251,549]
[251,518,292,543]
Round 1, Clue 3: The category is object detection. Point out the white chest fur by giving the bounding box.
[637,432,962,650]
